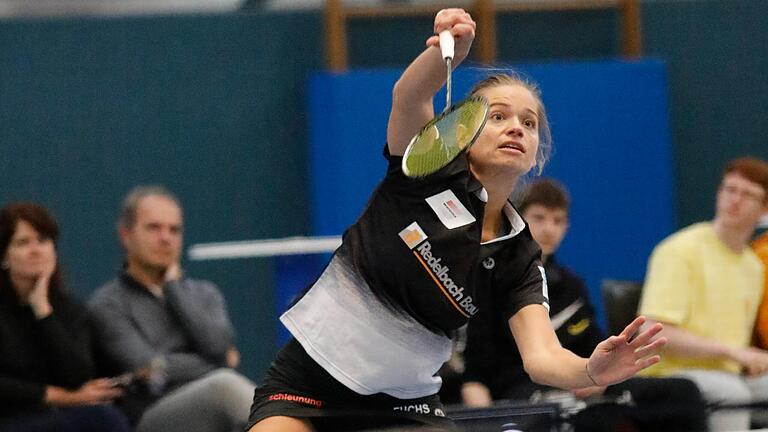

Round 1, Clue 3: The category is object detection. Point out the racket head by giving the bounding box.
[402,95,489,178]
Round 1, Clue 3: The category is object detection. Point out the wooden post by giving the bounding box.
[325,0,348,71]
[323,0,640,69]
[473,0,497,64]
[620,0,642,58]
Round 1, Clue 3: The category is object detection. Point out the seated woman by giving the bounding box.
[0,202,130,432]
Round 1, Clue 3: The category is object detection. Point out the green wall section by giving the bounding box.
[0,12,323,380]
[345,9,618,67]
[1,0,767,380]
[643,0,768,226]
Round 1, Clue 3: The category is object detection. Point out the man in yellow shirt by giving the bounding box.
[639,157,768,431]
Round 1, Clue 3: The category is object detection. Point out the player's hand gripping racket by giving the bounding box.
[402,30,488,178]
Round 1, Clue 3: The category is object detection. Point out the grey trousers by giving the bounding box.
[673,369,768,432]
[137,368,256,432]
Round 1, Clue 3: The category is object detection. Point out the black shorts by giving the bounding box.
[246,338,457,432]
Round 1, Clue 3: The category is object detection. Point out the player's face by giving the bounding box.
[120,195,183,272]
[522,204,569,256]
[715,173,767,230]
[468,84,540,179]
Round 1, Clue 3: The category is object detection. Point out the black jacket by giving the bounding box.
[0,286,95,418]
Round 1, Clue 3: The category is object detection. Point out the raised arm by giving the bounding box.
[386,8,476,156]
[509,305,666,389]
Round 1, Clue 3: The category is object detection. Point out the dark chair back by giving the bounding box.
[601,279,643,336]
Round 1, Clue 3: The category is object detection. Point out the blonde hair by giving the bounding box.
[469,72,553,176]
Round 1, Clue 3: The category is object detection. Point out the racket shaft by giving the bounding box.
[445,58,452,111]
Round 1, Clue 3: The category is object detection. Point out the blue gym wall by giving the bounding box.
[0,12,324,381]
[308,61,675,330]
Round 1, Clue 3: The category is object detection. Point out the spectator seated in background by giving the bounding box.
[461,178,707,431]
[89,185,255,432]
[0,202,130,432]
[639,157,768,431]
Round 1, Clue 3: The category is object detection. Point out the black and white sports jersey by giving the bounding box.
[281,146,549,399]
[343,147,549,332]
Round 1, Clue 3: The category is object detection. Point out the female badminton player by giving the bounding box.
[247,8,666,432]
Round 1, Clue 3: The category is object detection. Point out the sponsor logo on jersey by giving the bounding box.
[425,189,476,229]
[445,199,461,217]
[413,241,478,317]
[482,257,495,269]
[393,403,431,414]
[267,393,323,408]
[399,221,428,249]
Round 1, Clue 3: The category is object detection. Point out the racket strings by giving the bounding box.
[403,97,488,178]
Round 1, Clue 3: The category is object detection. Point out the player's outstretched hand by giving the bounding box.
[585,316,667,386]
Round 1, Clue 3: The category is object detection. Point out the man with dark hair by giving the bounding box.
[639,157,768,431]
[89,185,255,432]
[461,178,707,431]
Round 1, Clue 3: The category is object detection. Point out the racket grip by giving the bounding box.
[439,30,454,60]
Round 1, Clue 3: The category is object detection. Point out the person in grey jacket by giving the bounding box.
[89,185,255,432]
